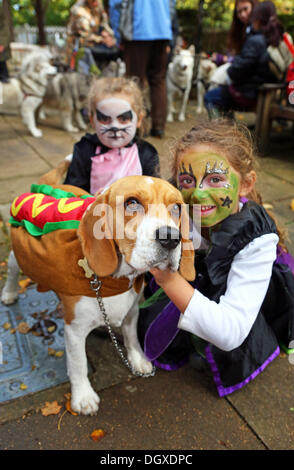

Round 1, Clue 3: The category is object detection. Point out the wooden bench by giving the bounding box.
[255,83,294,154]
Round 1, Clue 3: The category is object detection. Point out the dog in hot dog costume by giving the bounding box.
[4,177,194,414]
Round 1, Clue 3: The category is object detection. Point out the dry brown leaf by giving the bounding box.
[19,383,28,390]
[90,429,106,442]
[17,321,30,334]
[3,322,11,330]
[291,199,294,211]
[41,401,62,417]
[48,347,56,356]
[65,399,78,416]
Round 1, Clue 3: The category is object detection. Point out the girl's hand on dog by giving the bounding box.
[149,267,177,288]
[150,268,194,314]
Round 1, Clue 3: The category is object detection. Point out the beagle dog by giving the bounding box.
[1,175,195,415]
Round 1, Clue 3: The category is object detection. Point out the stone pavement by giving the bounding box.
[0,110,294,451]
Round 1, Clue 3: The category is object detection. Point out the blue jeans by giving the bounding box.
[204,86,233,117]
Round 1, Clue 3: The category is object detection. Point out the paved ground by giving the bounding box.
[0,107,294,451]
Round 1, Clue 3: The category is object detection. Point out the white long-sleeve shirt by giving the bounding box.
[178,233,279,352]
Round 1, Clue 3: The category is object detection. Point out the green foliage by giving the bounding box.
[45,0,76,26]
[10,0,294,31]
[11,0,75,26]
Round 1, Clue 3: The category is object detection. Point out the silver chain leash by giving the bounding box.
[90,275,156,378]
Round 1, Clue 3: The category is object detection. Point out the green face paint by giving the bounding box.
[177,151,240,228]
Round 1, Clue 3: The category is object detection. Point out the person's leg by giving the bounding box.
[147,40,169,135]
[204,86,233,119]
[123,41,149,89]
[0,61,9,83]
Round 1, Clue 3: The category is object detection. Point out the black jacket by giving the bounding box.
[138,201,294,396]
[228,29,278,98]
[64,133,160,193]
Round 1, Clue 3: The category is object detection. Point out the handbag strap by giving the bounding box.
[283,33,294,58]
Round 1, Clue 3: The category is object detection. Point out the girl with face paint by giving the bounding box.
[138,119,294,397]
[64,77,159,194]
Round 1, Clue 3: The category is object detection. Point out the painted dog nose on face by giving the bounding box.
[155,226,181,250]
[109,127,120,133]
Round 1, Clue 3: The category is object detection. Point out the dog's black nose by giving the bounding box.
[155,226,181,250]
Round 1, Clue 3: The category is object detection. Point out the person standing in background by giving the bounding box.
[66,0,116,66]
[0,0,13,83]
[109,0,176,138]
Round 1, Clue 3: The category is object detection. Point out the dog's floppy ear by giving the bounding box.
[179,204,195,281]
[77,190,118,277]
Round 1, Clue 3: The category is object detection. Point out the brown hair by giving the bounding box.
[227,0,259,54]
[88,76,146,136]
[251,1,284,47]
[171,119,287,248]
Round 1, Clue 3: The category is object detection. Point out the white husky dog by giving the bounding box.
[0,50,57,137]
[166,46,195,122]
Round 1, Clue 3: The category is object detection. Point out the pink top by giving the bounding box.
[90,144,143,194]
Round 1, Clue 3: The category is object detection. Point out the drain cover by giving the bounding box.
[0,287,68,403]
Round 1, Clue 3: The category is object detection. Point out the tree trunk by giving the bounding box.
[4,0,14,41]
[196,0,205,54]
[33,0,49,45]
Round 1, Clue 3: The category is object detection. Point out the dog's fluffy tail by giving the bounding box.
[38,154,72,186]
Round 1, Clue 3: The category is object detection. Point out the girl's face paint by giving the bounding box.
[177,149,241,228]
[93,97,138,148]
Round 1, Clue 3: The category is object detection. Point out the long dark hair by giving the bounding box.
[251,1,284,47]
[227,0,259,54]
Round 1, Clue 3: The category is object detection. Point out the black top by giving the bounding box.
[228,29,278,98]
[64,133,160,193]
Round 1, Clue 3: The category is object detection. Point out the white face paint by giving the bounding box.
[94,98,138,148]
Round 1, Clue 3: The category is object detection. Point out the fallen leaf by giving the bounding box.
[17,321,30,334]
[18,278,33,293]
[41,401,62,417]
[19,383,28,390]
[3,322,11,330]
[48,347,56,356]
[90,429,106,442]
[47,348,64,358]
[263,203,274,210]
[65,398,78,416]
[55,351,64,358]
[291,200,294,211]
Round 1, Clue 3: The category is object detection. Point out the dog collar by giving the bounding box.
[168,72,187,93]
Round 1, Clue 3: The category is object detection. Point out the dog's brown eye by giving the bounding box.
[124,198,144,214]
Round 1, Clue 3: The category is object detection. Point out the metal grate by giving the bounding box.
[0,287,68,403]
